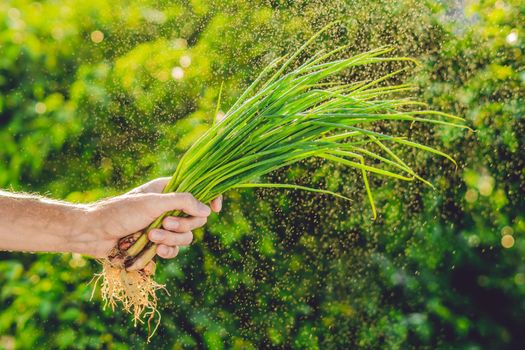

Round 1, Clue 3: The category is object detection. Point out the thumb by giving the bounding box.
[133,192,211,218]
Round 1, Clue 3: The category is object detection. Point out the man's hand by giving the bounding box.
[0,178,222,260]
[77,177,222,259]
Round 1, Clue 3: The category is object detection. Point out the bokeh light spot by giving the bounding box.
[7,8,21,20]
[216,111,225,122]
[501,226,513,236]
[515,273,525,285]
[142,8,166,24]
[35,102,46,114]
[171,38,188,49]
[52,27,64,40]
[506,30,518,45]
[501,235,515,249]
[69,253,87,268]
[180,55,191,68]
[90,30,104,43]
[465,189,478,203]
[478,175,494,196]
[467,235,480,247]
[171,67,184,80]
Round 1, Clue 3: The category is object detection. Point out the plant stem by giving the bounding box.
[125,241,158,271]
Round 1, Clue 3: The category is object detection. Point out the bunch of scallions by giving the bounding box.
[91,24,467,340]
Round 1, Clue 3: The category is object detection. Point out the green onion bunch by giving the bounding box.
[99,25,465,332]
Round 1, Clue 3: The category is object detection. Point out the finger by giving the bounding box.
[210,195,223,213]
[149,229,193,246]
[162,216,207,232]
[139,192,211,218]
[157,244,179,259]
[143,260,156,276]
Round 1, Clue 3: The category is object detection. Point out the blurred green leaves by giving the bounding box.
[0,0,523,349]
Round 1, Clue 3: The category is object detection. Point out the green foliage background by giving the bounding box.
[0,0,523,349]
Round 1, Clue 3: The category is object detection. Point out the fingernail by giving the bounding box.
[151,230,164,240]
[166,218,179,230]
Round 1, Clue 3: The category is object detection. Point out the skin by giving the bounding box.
[0,177,222,263]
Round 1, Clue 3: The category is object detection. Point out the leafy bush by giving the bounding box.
[0,0,523,349]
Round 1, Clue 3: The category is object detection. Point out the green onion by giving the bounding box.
[95,23,466,338]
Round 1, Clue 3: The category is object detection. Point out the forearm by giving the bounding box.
[0,190,90,254]
[0,180,218,259]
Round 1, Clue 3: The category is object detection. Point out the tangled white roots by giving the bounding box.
[90,258,168,342]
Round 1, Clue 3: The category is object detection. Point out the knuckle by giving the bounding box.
[148,229,155,238]
[188,195,201,206]
[162,217,172,228]
[176,192,199,210]
[172,220,188,233]
[178,220,189,230]
[179,192,193,201]
[148,230,159,242]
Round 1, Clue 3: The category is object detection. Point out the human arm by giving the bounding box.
[0,178,222,259]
